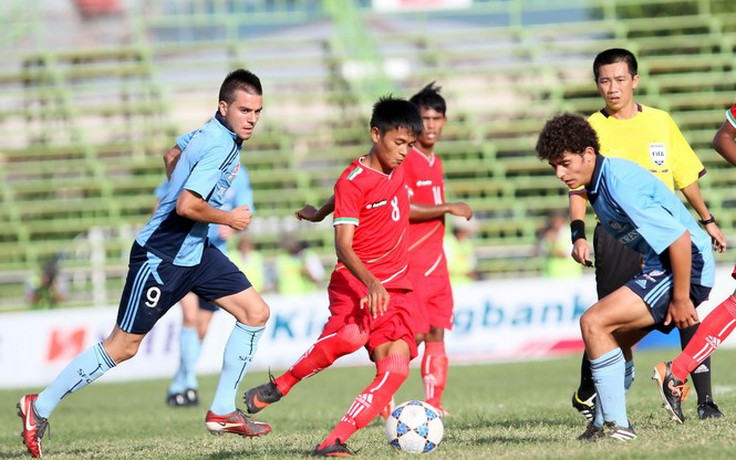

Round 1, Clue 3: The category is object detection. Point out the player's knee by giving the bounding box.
[336,323,369,349]
[579,310,602,340]
[245,302,270,327]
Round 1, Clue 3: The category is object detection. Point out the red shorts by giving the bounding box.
[409,270,454,333]
[321,271,418,359]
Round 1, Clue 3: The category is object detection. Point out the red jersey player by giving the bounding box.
[403,83,472,415]
[242,97,424,456]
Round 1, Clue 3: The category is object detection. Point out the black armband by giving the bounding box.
[699,215,716,226]
[570,219,586,244]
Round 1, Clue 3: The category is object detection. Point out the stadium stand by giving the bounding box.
[0,0,735,309]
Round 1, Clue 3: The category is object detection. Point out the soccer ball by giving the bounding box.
[385,400,444,454]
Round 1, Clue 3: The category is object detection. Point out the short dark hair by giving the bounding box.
[219,69,262,104]
[409,81,446,116]
[536,113,600,162]
[593,48,638,81]
[370,96,423,137]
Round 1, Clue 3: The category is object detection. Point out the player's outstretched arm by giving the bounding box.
[713,121,736,166]
[295,195,335,222]
[409,201,472,222]
[177,189,252,230]
[163,144,182,180]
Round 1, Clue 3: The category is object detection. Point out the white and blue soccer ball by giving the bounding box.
[385,400,444,454]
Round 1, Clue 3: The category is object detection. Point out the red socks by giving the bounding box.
[672,296,736,381]
[422,341,448,409]
[318,354,410,449]
[275,324,367,396]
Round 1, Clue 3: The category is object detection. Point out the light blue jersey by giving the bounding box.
[137,113,244,266]
[586,155,714,288]
[154,133,254,254]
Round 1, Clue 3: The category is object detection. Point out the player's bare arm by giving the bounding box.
[409,202,472,222]
[680,181,727,253]
[334,224,389,318]
[295,195,335,222]
[713,121,736,166]
[163,144,183,180]
[177,189,252,230]
[569,192,591,265]
[664,230,699,329]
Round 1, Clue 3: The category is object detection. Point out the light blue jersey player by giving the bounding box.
[536,113,714,442]
[18,70,271,459]
[156,130,256,407]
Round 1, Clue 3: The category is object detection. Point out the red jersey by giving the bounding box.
[726,104,736,128]
[332,157,411,290]
[403,147,449,277]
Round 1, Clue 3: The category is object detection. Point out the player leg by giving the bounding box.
[167,292,201,406]
[677,323,723,419]
[314,292,417,455]
[579,286,655,441]
[574,225,641,420]
[21,244,186,457]
[654,290,736,422]
[244,277,369,414]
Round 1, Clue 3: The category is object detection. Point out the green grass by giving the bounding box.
[2,349,736,459]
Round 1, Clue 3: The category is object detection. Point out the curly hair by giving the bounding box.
[536,113,600,162]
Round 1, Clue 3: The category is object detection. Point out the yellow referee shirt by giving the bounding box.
[587,104,704,191]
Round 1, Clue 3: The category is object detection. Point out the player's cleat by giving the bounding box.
[652,361,690,424]
[17,394,49,458]
[379,397,396,421]
[571,390,597,422]
[243,380,283,414]
[576,423,605,442]
[205,409,271,437]
[185,389,199,406]
[604,421,637,441]
[167,388,199,407]
[697,396,724,420]
[312,438,353,457]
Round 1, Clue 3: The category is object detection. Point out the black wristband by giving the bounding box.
[699,215,716,226]
[570,219,586,243]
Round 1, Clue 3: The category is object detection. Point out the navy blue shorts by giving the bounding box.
[198,297,219,312]
[625,268,711,334]
[117,242,251,334]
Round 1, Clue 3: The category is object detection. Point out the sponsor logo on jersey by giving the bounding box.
[366,199,388,209]
[608,220,623,230]
[416,180,433,187]
[619,230,640,244]
[649,143,666,166]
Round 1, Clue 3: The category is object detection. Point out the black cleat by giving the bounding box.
[697,396,724,420]
[313,438,353,457]
[243,379,283,414]
[571,390,597,422]
[604,421,637,441]
[652,361,690,424]
[577,423,605,442]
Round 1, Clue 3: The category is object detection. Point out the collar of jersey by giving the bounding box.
[214,111,241,145]
[585,153,606,202]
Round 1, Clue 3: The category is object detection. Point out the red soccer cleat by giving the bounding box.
[205,409,271,437]
[17,394,49,458]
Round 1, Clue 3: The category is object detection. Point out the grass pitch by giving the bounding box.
[2,348,736,459]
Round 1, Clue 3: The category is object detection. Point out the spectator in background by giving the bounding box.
[444,216,478,285]
[26,257,68,309]
[536,210,583,279]
[228,232,270,294]
[275,234,325,295]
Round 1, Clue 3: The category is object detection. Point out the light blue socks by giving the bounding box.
[209,322,264,415]
[168,326,202,394]
[35,343,117,418]
[590,349,628,428]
